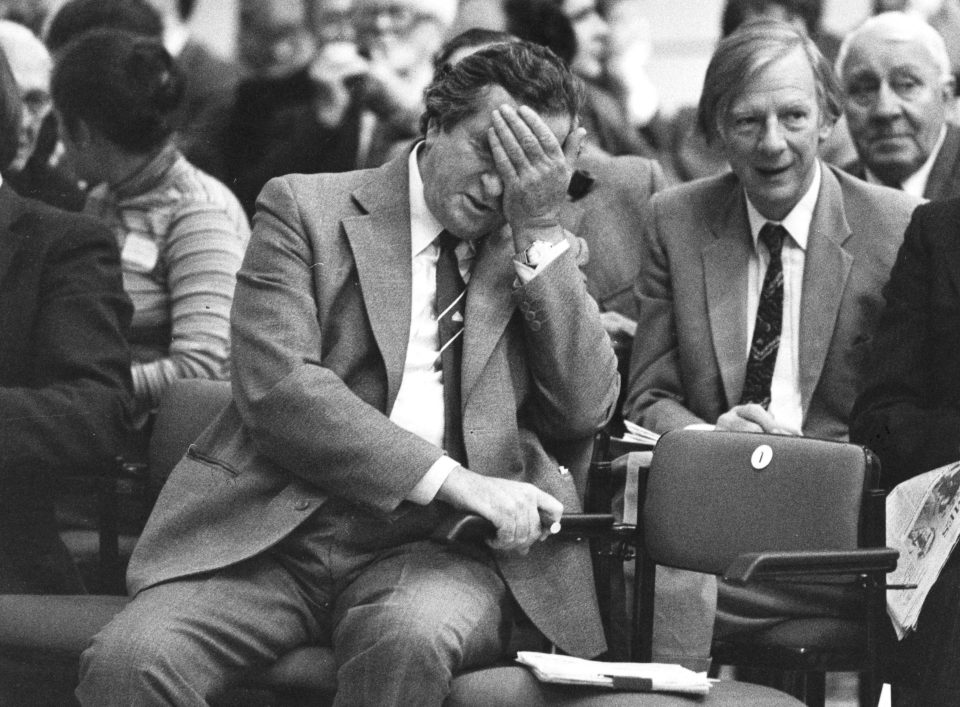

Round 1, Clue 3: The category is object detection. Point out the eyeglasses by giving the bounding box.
[354,4,434,35]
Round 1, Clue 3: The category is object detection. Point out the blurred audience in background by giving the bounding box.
[50,28,249,437]
[145,0,241,158]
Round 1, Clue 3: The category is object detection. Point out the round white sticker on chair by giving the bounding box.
[751,444,773,470]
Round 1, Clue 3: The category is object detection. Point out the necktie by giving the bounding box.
[435,230,467,464]
[739,222,786,409]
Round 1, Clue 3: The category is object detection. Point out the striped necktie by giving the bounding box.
[435,230,467,464]
[739,222,786,409]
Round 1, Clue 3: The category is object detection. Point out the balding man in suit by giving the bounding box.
[623,19,918,667]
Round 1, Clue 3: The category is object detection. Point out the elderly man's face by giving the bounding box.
[841,33,953,186]
[717,47,831,221]
[4,38,51,172]
[419,84,571,240]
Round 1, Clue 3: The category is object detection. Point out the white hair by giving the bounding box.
[0,20,52,88]
[836,11,952,83]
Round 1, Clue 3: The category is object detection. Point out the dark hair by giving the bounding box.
[45,0,163,53]
[0,46,22,170]
[421,41,581,137]
[721,0,823,37]
[697,19,840,144]
[52,29,183,153]
[432,28,516,74]
[177,0,196,21]
[504,0,576,66]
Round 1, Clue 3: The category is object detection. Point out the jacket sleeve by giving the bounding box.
[230,177,444,513]
[850,202,960,488]
[622,198,708,432]
[0,211,133,475]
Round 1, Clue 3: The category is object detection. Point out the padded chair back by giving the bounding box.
[643,430,878,575]
[147,378,232,494]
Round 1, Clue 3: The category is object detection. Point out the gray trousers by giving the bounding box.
[76,504,513,706]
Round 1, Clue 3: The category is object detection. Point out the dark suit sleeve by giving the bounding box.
[0,209,133,475]
[850,201,960,488]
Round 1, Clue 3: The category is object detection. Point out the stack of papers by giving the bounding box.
[516,652,713,695]
[621,420,661,447]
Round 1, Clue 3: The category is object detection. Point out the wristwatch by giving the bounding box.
[520,240,554,267]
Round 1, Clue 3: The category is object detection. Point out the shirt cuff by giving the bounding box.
[406,455,460,504]
[684,423,717,431]
[513,239,570,284]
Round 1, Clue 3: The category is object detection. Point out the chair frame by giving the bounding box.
[627,430,898,707]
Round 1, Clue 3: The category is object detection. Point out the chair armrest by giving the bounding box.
[431,513,619,544]
[723,548,899,584]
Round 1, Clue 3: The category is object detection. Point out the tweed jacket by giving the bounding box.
[127,154,620,658]
[624,163,918,440]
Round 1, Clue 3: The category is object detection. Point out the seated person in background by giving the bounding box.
[75,41,619,705]
[143,0,241,159]
[622,19,918,669]
[0,48,133,593]
[837,12,960,201]
[0,20,84,211]
[850,198,960,705]
[51,30,249,433]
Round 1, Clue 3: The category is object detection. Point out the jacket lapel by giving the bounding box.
[342,157,413,410]
[703,183,751,409]
[925,123,960,202]
[462,226,517,402]
[0,186,25,289]
[798,166,853,414]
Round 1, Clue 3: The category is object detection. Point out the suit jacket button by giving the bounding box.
[529,321,541,332]
[294,500,311,511]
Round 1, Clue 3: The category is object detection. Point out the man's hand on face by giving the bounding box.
[715,403,802,436]
[487,104,586,249]
[435,465,564,554]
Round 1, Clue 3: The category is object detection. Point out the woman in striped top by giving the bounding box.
[51,29,250,426]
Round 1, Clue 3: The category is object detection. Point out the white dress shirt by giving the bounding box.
[741,160,822,434]
[396,145,568,503]
[864,124,945,199]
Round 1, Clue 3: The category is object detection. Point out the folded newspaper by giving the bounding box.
[886,460,960,639]
[621,420,661,447]
[515,652,713,695]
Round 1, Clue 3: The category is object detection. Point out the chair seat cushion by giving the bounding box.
[446,667,804,706]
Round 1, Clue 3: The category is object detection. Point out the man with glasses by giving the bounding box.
[0,20,83,210]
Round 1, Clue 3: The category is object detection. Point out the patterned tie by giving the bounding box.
[739,222,786,409]
[435,230,467,464]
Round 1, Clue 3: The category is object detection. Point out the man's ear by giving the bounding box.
[941,75,956,103]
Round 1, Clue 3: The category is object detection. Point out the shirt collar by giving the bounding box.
[864,124,946,198]
[745,159,820,252]
[110,143,179,200]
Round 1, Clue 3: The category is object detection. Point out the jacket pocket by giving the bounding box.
[185,445,240,478]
